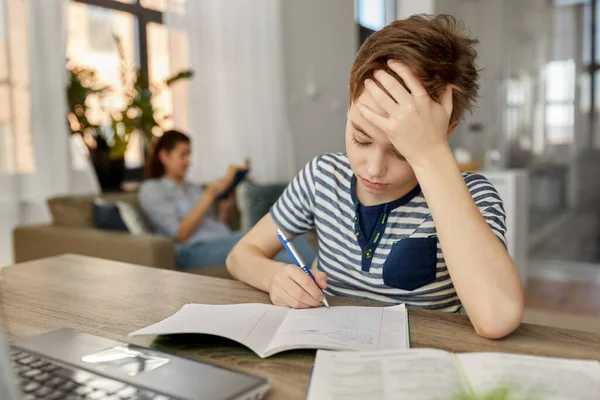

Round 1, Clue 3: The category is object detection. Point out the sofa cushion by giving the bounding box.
[237,181,287,230]
[93,200,128,232]
[93,198,150,234]
[48,192,140,228]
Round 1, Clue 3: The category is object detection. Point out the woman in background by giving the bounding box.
[138,130,316,269]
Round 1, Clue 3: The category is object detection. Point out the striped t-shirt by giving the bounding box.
[270,153,507,312]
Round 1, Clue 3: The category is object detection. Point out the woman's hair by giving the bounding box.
[145,129,190,179]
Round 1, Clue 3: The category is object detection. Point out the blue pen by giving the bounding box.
[277,229,330,308]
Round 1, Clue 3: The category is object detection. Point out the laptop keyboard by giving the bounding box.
[10,349,173,400]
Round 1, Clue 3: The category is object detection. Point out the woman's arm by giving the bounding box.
[176,188,217,243]
[177,178,232,243]
[215,195,235,224]
[139,178,232,244]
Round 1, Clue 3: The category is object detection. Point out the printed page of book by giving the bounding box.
[307,349,468,400]
[458,352,600,400]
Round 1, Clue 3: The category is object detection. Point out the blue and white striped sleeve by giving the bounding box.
[464,173,508,248]
[270,156,320,236]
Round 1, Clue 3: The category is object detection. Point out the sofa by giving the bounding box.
[12,191,243,278]
[13,182,315,277]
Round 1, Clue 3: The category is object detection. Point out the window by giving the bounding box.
[139,0,168,11]
[67,3,137,126]
[355,0,396,45]
[581,0,600,147]
[147,22,172,131]
[0,0,33,174]
[544,60,576,145]
[503,78,526,143]
[67,0,185,168]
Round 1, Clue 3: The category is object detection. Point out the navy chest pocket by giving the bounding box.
[382,237,437,291]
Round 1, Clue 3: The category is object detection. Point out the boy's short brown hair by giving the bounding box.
[350,14,479,123]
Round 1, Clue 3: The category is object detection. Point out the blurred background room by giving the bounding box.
[1,0,600,332]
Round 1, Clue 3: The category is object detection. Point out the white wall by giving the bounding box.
[280,0,357,172]
[396,0,434,19]
[434,0,555,164]
[279,0,570,173]
[395,0,518,162]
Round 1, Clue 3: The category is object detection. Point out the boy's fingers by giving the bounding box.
[285,279,321,308]
[278,286,312,309]
[313,271,328,289]
[387,60,428,98]
[288,267,324,303]
[441,84,454,118]
[357,104,395,132]
[372,69,409,104]
[365,76,400,115]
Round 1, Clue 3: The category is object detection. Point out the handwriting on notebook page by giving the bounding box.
[269,306,397,351]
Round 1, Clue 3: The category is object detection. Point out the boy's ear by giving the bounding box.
[447,121,459,137]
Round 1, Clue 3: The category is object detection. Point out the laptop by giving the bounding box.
[0,323,270,400]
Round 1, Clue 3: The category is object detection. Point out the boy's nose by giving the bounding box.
[366,155,386,179]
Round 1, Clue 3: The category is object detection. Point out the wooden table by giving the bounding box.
[2,254,600,399]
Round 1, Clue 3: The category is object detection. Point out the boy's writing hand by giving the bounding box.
[268,265,327,309]
[358,60,454,168]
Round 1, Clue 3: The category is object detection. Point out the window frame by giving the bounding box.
[73,0,163,86]
[355,0,396,46]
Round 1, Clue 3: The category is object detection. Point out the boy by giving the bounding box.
[227,14,523,339]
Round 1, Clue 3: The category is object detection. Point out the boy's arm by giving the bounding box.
[226,213,327,308]
[412,147,523,339]
[227,156,326,309]
[358,61,523,339]
[227,213,290,292]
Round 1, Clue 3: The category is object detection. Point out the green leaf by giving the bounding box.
[109,134,128,160]
[165,70,194,86]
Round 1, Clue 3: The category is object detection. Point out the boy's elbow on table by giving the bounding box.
[472,298,524,340]
[225,245,240,275]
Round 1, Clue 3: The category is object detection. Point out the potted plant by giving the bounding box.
[66,35,193,192]
[65,64,121,190]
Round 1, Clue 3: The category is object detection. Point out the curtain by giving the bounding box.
[165,0,296,184]
[0,0,99,266]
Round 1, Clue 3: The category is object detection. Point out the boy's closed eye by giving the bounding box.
[351,123,406,161]
[352,136,370,148]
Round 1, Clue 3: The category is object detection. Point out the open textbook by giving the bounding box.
[129,303,409,358]
[307,348,600,400]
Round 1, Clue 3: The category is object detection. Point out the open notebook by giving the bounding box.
[129,303,409,358]
[307,348,600,400]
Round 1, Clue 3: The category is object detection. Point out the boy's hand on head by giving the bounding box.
[358,60,454,167]
[268,265,327,309]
